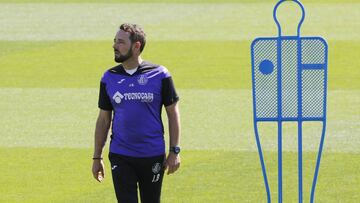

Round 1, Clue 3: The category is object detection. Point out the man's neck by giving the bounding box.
[122,57,143,70]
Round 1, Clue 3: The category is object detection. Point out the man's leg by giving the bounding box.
[109,152,139,203]
[137,155,165,203]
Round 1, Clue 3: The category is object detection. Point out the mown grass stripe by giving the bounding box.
[0,3,358,41]
[1,0,359,3]
[0,40,359,89]
[0,88,358,153]
[0,148,358,202]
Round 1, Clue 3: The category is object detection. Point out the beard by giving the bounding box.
[114,47,133,63]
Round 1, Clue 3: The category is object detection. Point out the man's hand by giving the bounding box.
[165,153,180,175]
[92,159,105,182]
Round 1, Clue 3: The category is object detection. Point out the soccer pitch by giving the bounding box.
[0,0,359,202]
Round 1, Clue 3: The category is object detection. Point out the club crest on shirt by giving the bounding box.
[137,75,148,85]
[152,163,161,174]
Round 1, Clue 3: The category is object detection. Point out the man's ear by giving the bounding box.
[133,41,141,52]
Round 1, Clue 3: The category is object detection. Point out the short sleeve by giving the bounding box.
[98,81,113,111]
[161,76,179,106]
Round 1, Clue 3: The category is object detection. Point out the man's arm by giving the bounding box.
[92,109,112,182]
[164,102,181,175]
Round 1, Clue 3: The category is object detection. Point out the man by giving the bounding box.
[92,23,181,203]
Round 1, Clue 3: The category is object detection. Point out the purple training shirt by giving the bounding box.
[98,61,179,157]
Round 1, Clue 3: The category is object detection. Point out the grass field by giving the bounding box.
[0,0,359,202]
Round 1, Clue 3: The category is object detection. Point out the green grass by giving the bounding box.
[0,148,359,202]
[0,0,359,202]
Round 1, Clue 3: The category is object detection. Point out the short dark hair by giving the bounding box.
[119,23,146,53]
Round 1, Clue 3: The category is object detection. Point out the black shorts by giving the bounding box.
[109,152,165,203]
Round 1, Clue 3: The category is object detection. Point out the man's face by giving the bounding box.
[113,30,133,63]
